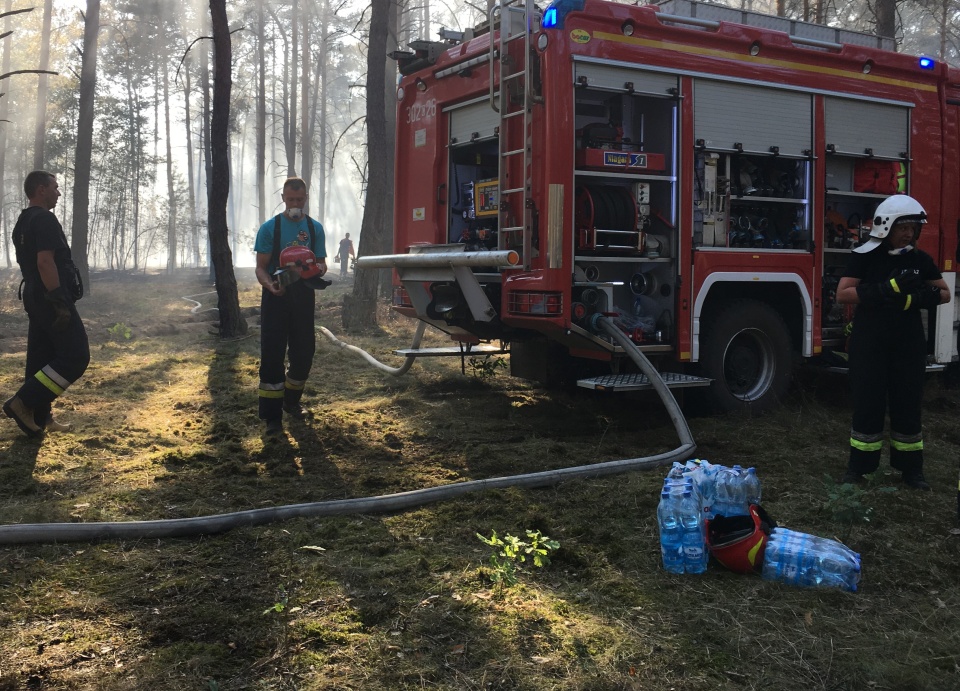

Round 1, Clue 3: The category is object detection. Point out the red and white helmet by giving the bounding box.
[279,245,321,279]
[705,504,776,574]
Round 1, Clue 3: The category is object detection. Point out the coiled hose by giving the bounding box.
[0,316,694,545]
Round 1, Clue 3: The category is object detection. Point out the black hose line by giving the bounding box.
[0,317,695,545]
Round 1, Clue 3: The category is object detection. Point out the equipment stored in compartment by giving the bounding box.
[462,178,499,219]
[575,121,666,172]
[575,184,642,252]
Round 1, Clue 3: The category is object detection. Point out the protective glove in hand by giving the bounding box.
[914,284,943,309]
[44,287,73,331]
[859,279,919,310]
[304,275,331,290]
[880,268,922,299]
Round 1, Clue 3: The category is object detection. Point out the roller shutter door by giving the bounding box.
[573,61,678,96]
[694,80,812,156]
[448,100,499,145]
[824,97,909,159]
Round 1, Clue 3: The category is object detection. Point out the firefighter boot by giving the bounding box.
[841,469,867,486]
[901,470,931,491]
[265,419,284,439]
[3,396,42,437]
[45,416,72,433]
[283,385,306,419]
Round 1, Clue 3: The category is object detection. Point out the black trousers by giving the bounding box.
[848,319,925,475]
[258,284,316,421]
[17,286,90,427]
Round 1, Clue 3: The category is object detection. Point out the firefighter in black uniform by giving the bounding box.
[3,171,89,438]
[253,177,327,437]
[836,194,950,490]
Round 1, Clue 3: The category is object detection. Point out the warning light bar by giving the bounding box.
[919,56,935,70]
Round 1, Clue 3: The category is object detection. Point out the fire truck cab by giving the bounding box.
[361,0,959,412]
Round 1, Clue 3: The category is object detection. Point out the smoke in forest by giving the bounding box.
[0,0,379,270]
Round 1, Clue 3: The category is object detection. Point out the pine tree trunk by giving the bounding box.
[287,0,299,175]
[32,0,52,169]
[300,2,312,205]
[209,0,247,339]
[164,40,177,273]
[71,0,100,291]
[256,0,266,221]
[875,0,896,39]
[0,0,12,268]
[381,0,398,297]
[183,56,199,266]
[315,0,330,217]
[201,10,213,277]
[344,0,390,331]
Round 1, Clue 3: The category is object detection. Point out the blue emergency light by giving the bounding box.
[541,0,585,29]
[919,56,935,70]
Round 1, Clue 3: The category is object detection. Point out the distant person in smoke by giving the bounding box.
[335,233,356,278]
[253,176,328,438]
[3,170,89,438]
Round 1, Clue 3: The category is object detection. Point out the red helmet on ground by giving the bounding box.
[705,504,776,574]
[279,245,321,279]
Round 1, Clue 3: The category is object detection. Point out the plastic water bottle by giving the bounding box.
[696,460,718,519]
[713,466,739,517]
[679,489,707,574]
[743,467,762,506]
[761,528,861,592]
[730,465,748,515]
[664,459,719,519]
[760,528,807,586]
[657,490,684,574]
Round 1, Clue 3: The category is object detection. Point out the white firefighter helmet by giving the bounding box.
[854,194,927,254]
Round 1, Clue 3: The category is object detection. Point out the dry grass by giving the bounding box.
[1,267,959,690]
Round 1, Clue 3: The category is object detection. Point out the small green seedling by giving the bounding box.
[477,529,559,594]
[468,355,507,380]
[822,472,897,527]
[107,322,132,341]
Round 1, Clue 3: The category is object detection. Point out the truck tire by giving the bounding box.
[698,299,793,414]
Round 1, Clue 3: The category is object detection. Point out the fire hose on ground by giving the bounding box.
[0,316,694,545]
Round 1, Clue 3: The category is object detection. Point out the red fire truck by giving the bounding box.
[359,0,959,412]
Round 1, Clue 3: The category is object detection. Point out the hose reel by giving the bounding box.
[575,184,642,252]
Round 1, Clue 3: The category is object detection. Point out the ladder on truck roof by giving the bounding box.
[489,0,539,269]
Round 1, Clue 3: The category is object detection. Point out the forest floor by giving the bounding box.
[1,267,959,690]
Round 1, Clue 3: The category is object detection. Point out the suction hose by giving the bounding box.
[181,291,219,315]
[0,317,694,545]
[318,321,426,376]
[593,315,695,449]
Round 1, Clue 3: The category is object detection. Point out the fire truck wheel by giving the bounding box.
[698,299,792,414]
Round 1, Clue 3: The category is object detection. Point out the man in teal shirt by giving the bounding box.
[253,177,327,437]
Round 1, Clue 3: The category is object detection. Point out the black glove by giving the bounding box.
[879,268,922,299]
[913,283,943,309]
[858,280,915,310]
[44,287,73,331]
[857,282,902,309]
